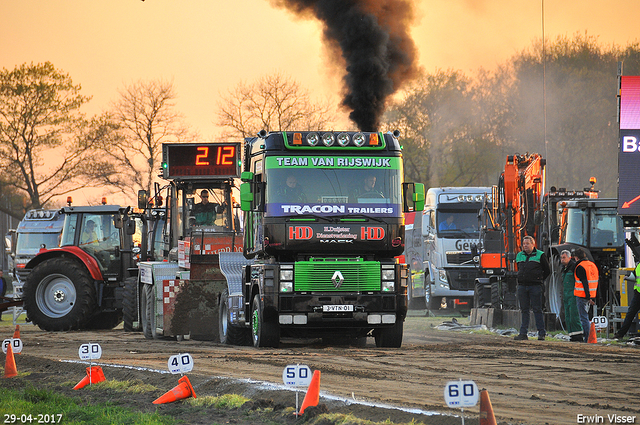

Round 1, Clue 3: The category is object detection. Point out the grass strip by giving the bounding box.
[0,386,175,425]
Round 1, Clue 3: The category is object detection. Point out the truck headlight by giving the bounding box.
[382,269,395,280]
[382,281,395,292]
[438,269,448,283]
[280,269,293,281]
[280,281,293,292]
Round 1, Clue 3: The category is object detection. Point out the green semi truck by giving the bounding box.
[220,130,424,348]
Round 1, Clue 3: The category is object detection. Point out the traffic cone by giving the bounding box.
[479,388,497,425]
[297,370,321,415]
[3,344,17,378]
[153,375,197,404]
[73,366,106,390]
[587,322,597,344]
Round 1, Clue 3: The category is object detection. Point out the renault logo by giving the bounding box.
[331,271,344,288]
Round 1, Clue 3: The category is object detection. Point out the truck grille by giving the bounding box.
[16,268,31,283]
[294,259,381,292]
[447,270,476,290]
[446,252,474,265]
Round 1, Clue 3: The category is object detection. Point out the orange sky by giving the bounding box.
[1,0,639,204]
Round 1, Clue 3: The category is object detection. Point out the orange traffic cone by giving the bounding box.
[587,322,597,344]
[3,344,17,378]
[479,388,497,425]
[153,375,197,404]
[297,370,321,415]
[73,366,106,390]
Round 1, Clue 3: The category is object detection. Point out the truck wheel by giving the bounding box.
[474,280,483,308]
[408,296,426,310]
[374,320,404,348]
[251,294,279,348]
[23,258,96,331]
[122,277,140,332]
[490,280,501,309]
[219,289,251,346]
[425,283,438,310]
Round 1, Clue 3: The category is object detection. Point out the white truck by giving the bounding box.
[405,187,491,311]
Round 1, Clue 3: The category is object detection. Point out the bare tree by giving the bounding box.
[101,79,193,196]
[217,73,336,138]
[0,62,116,215]
[383,69,503,188]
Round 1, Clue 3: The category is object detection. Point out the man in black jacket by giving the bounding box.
[514,236,551,341]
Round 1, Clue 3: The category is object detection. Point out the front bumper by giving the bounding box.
[275,293,406,329]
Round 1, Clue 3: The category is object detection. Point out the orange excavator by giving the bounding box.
[473,153,546,309]
[474,152,623,320]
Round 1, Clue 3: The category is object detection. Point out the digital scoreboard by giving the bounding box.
[162,143,241,179]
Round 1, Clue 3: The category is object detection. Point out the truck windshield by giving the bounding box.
[436,210,480,237]
[564,208,586,246]
[264,159,402,218]
[590,209,624,248]
[16,233,60,253]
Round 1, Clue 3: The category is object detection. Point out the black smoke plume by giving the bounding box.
[272,0,418,131]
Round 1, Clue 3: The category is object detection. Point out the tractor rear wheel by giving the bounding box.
[141,283,159,339]
[23,258,96,331]
[122,277,140,332]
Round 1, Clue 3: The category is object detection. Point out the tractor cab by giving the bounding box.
[56,205,137,279]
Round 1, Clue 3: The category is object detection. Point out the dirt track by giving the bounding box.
[3,314,640,425]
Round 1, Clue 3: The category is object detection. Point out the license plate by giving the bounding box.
[322,305,354,312]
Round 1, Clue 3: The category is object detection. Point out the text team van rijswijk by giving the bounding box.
[275,157,392,168]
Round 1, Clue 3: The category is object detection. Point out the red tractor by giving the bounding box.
[22,204,139,331]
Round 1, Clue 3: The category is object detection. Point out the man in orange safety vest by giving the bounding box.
[574,248,599,342]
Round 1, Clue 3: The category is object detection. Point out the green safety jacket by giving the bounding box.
[516,248,550,285]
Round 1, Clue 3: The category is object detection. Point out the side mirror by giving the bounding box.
[4,230,14,255]
[240,182,253,212]
[402,182,425,213]
[138,190,149,209]
[126,218,136,235]
[241,171,254,183]
[413,183,425,211]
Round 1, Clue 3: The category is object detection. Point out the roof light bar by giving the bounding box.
[322,133,335,146]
